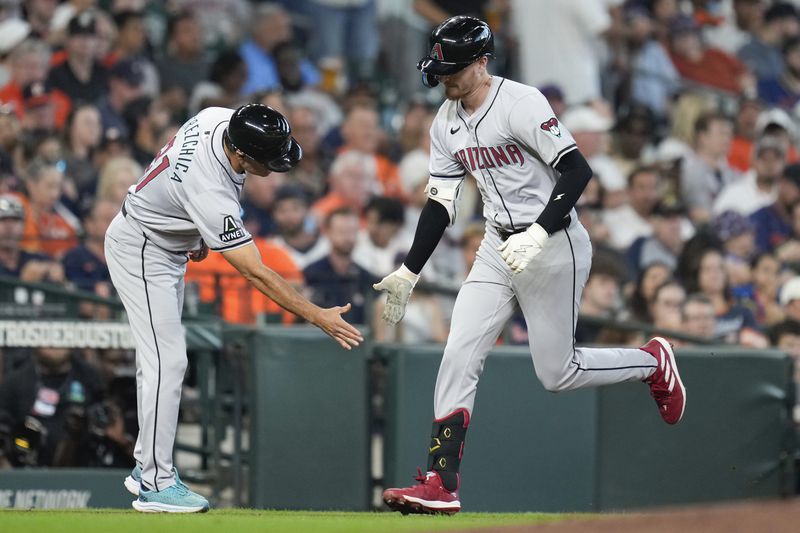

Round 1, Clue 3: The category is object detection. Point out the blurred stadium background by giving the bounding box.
[0,0,799,521]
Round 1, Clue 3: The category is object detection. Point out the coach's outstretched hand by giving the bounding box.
[373,265,420,325]
[222,242,363,350]
[315,303,364,350]
[498,223,548,273]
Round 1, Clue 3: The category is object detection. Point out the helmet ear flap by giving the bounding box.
[422,72,440,88]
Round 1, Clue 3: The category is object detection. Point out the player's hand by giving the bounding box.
[189,240,209,262]
[372,265,420,325]
[497,223,548,273]
[314,303,364,350]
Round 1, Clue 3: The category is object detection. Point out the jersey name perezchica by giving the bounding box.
[123,106,252,253]
[429,76,578,231]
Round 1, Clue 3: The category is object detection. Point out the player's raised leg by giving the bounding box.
[512,222,685,424]
[383,254,517,515]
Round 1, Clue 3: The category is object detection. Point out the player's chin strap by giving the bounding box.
[427,408,470,491]
[422,72,440,88]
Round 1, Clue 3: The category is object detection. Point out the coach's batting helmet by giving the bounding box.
[417,16,494,88]
[225,104,302,172]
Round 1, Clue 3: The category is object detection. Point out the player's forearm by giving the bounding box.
[404,199,449,274]
[536,149,592,234]
[244,265,323,324]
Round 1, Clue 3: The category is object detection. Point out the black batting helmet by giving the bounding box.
[417,16,494,88]
[225,104,302,172]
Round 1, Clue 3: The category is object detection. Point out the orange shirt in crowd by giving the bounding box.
[185,238,303,325]
[15,195,78,259]
[50,50,67,67]
[670,49,747,94]
[374,154,404,198]
[0,82,71,129]
[692,9,724,28]
[728,136,800,172]
[312,191,354,223]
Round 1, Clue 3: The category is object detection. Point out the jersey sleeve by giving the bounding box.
[429,118,466,179]
[508,90,577,168]
[184,189,253,252]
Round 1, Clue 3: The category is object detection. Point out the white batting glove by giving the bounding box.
[497,223,548,273]
[372,264,420,325]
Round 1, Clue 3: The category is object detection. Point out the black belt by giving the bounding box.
[497,214,571,241]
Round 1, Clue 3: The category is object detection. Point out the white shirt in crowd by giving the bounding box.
[271,235,330,270]
[511,0,611,104]
[701,1,752,54]
[352,230,408,278]
[712,170,778,217]
[604,206,695,250]
[589,153,626,192]
[604,205,653,250]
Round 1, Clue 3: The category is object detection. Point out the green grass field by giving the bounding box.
[0,509,583,533]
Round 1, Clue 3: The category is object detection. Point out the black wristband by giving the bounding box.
[404,199,449,274]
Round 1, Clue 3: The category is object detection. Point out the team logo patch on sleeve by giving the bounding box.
[219,215,246,243]
[540,117,561,138]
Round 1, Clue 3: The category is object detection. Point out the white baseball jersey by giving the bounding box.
[427,76,578,232]
[424,78,660,431]
[123,107,252,253]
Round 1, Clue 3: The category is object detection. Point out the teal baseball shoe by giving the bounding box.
[132,481,209,513]
[124,465,188,497]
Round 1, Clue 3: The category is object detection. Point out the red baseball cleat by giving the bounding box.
[383,469,461,515]
[641,337,686,425]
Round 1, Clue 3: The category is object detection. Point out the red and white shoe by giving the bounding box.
[641,337,686,425]
[383,469,461,515]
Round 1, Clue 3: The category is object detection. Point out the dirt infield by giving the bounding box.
[453,499,800,533]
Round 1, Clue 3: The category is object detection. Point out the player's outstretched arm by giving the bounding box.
[373,199,449,325]
[222,242,364,350]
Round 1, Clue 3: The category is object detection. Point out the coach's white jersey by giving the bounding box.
[428,76,578,232]
[123,107,252,253]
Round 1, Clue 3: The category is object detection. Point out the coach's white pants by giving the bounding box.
[433,219,657,419]
[105,213,187,491]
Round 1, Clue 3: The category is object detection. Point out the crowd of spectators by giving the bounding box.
[5,0,800,465]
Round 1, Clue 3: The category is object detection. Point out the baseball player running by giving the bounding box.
[375,17,686,515]
[106,104,363,513]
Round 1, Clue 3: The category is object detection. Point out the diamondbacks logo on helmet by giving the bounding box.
[540,117,561,138]
[431,42,444,61]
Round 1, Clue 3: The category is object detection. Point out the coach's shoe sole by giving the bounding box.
[384,495,461,515]
[124,475,140,496]
[132,499,209,513]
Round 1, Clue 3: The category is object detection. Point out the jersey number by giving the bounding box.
[135,136,176,192]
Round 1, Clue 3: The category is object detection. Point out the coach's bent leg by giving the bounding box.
[513,223,655,392]
[106,221,188,491]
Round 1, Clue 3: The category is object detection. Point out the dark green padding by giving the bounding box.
[248,326,370,510]
[380,345,794,512]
